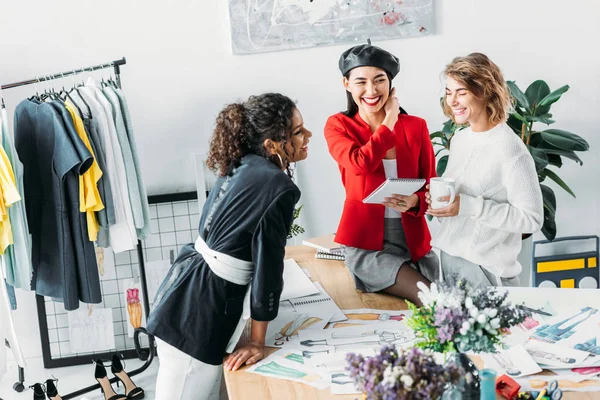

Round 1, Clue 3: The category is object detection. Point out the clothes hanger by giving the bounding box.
[0,87,6,109]
[70,70,93,117]
[60,72,84,116]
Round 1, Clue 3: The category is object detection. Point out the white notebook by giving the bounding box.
[363,178,426,204]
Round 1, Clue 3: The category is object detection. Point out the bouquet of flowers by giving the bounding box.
[346,346,462,400]
[406,281,530,353]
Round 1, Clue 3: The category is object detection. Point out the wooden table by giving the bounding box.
[224,245,598,399]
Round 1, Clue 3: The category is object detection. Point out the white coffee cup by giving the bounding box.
[429,177,456,209]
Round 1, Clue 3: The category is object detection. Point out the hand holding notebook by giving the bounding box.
[363,178,426,204]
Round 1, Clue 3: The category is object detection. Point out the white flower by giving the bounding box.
[400,375,414,388]
[490,317,501,329]
[486,308,498,318]
[477,314,487,324]
[465,297,473,309]
[469,307,479,318]
[382,365,394,386]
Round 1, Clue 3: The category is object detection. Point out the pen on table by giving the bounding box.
[522,306,553,317]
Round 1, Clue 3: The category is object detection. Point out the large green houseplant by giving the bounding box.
[430,80,590,241]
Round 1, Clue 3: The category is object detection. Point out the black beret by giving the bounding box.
[338,40,400,78]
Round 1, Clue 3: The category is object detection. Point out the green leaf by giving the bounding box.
[544,169,576,198]
[430,131,444,140]
[442,120,455,135]
[541,206,557,241]
[435,148,447,157]
[540,129,590,151]
[538,85,569,107]
[507,115,526,139]
[525,80,551,115]
[512,110,529,125]
[437,155,449,177]
[540,184,556,217]
[506,81,530,110]
[528,146,549,172]
[529,114,555,125]
[546,154,563,168]
[539,146,583,165]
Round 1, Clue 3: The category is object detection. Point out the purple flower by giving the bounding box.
[346,346,461,400]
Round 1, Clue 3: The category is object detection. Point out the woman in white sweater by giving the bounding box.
[427,53,543,287]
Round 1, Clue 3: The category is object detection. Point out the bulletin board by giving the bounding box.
[36,192,200,368]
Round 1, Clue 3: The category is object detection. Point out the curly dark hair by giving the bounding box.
[206,93,298,177]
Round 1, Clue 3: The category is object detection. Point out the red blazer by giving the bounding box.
[324,112,436,262]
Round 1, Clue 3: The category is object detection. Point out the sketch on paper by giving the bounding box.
[481,345,542,378]
[121,279,147,338]
[265,310,331,347]
[68,308,115,353]
[298,321,414,358]
[228,0,433,54]
[306,349,375,394]
[247,352,330,389]
[524,341,590,369]
[331,308,412,328]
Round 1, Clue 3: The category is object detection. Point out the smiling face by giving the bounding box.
[444,75,490,131]
[284,107,311,162]
[344,66,391,116]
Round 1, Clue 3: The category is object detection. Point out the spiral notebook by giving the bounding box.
[281,283,347,323]
[363,178,426,204]
[315,250,345,261]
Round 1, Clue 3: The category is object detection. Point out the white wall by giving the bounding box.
[1,0,598,360]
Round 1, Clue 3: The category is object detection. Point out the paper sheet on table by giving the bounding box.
[525,340,590,369]
[279,282,346,323]
[266,310,332,347]
[480,345,542,377]
[332,309,413,328]
[297,321,415,359]
[246,353,330,389]
[68,308,115,353]
[306,349,375,394]
[281,258,319,301]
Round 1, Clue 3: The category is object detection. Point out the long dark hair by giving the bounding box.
[341,70,407,116]
[206,93,297,177]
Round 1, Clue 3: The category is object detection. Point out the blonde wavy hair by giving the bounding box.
[442,53,513,126]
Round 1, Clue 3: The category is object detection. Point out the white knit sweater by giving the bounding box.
[431,123,543,278]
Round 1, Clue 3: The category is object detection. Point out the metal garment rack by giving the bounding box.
[0,57,155,398]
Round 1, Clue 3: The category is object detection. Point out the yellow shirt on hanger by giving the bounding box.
[0,144,21,254]
[64,101,104,242]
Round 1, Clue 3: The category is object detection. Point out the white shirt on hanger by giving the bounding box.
[79,78,137,252]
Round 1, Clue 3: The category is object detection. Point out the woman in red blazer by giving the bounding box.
[325,42,438,306]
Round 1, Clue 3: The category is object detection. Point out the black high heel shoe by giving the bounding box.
[111,354,145,399]
[29,383,45,400]
[44,378,61,399]
[94,360,127,400]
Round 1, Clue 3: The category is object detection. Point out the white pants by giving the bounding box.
[155,338,223,400]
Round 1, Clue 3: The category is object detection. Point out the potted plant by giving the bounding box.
[430,80,590,241]
[405,281,530,399]
[287,205,305,240]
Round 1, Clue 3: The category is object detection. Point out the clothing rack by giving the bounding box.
[0,57,156,398]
